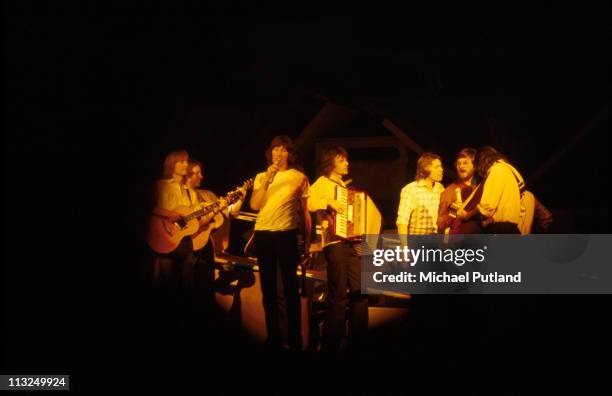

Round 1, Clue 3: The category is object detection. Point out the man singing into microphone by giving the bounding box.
[250,135,311,351]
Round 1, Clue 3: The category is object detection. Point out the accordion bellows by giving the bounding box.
[331,185,382,241]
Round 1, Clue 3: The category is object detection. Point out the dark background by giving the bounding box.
[5,1,611,393]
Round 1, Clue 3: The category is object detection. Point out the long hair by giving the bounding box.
[162,149,189,179]
[318,146,348,177]
[265,135,298,168]
[415,152,441,180]
[475,146,507,178]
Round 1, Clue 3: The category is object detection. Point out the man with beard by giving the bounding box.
[437,148,482,234]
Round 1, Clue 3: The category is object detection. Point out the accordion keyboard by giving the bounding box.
[335,186,348,238]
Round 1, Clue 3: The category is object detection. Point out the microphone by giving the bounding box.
[454,187,463,204]
[450,187,462,219]
[268,158,280,185]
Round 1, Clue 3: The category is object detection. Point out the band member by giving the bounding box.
[250,135,311,351]
[308,147,368,353]
[475,146,524,234]
[396,152,445,236]
[151,149,198,286]
[437,148,482,234]
[185,160,245,300]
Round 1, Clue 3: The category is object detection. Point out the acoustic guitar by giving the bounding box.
[147,179,252,254]
[191,180,253,250]
[449,183,483,234]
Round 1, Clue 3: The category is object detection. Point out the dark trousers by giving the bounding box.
[322,241,369,352]
[482,221,523,342]
[483,222,520,234]
[254,230,302,349]
[157,237,195,287]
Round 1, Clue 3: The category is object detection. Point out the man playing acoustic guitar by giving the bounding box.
[185,160,245,302]
[437,148,482,234]
[151,149,200,287]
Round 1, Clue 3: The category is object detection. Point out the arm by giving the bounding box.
[301,197,312,240]
[152,181,180,221]
[230,185,248,216]
[478,165,505,218]
[456,206,479,221]
[300,176,313,255]
[249,181,268,212]
[307,178,344,214]
[250,167,277,211]
[307,194,343,213]
[227,198,244,216]
[198,212,215,226]
[396,186,415,246]
[249,186,267,212]
[456,186,482,221]
[307,195,328,212]
[307,179,327,212]
[195,190,220,226]
[437,188,453,232]
[152,206,181,222]
[534,198,553,233]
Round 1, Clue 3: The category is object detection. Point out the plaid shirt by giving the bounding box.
[396,180,445,234]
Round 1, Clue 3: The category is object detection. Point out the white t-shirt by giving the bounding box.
[253,168,310,231]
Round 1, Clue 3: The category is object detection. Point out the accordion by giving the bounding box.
[329,185,382,241]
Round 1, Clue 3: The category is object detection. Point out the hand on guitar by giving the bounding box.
[164,211,182,223]
[455,208,468,220]
[238,185,248,199]
[218,197,229,210]
[450,202,471,221]
[477,203,495,218]
[153,207,183,223]
[199,211,215,226]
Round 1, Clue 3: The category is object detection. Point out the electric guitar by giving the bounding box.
[147,179,252,254]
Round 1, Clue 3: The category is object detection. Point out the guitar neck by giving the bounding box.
[183,187,244,222]
[183,203,217,222]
